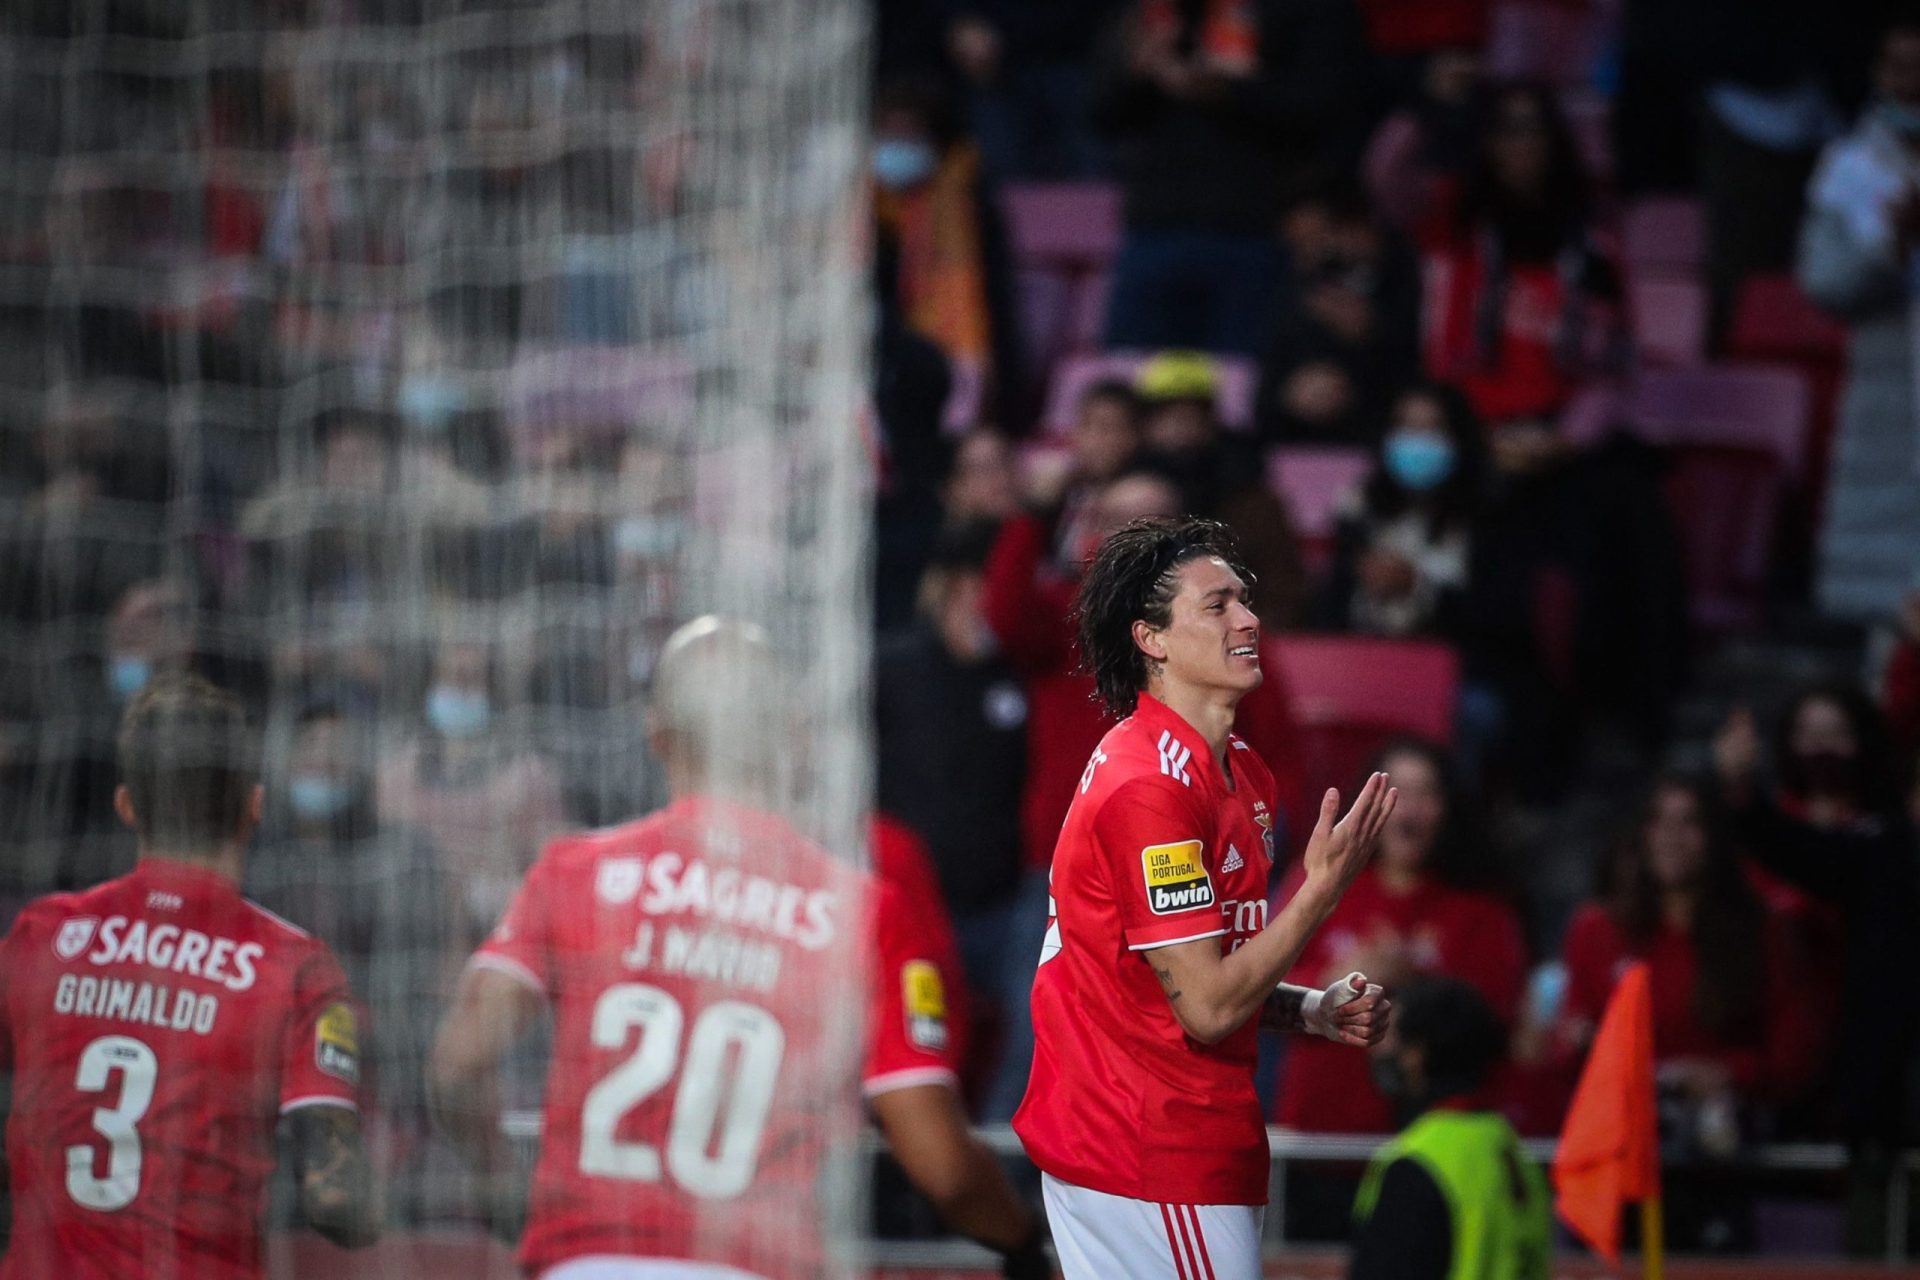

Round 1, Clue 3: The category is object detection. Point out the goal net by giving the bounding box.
[0,0,872,1272]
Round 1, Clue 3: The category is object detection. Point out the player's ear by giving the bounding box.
[113,784,138,832]
[1130,617,1168,663]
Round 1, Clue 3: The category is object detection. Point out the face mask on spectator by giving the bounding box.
[871,139,936,191]
[427,685,492,739]
[1880,99,1920,138]
[613,516,681,559]
[288,774,352,821]
[109,655,151,702]
[398,376,464,431]
[1384,433,1455,491]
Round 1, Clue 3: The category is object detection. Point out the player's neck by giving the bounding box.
[138,845,244,886]
[1145,678,1239,770]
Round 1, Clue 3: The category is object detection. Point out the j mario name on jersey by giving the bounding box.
[521,852,841,996]
[44,914,266,1038]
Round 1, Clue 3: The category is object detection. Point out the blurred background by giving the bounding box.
[2,0,1919,1273]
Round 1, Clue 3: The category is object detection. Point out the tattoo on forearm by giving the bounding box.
[293,1106,382,1248]
[1151,963,1183,1001]
[1263,986,1307,1033]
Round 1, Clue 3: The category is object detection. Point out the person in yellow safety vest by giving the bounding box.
[1350,977,1552,1280]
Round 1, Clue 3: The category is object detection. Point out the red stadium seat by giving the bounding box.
[1626,364,1810,473]
[1265,447,1373,573]
[1663,443,1785,633]
[1486,2,1603,85]
[1265,635,1460,801]
[1622,198,1705,277]
[998,182,1123,270]
[1043,351,1258,436]
[1727,275,1845,362]
[1627,276,1707,367]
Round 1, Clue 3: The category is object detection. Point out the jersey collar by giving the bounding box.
[1132,693,1232,791]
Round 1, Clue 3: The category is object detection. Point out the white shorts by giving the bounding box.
[539,1259,769,1280]
[1041,1172,1263,1280]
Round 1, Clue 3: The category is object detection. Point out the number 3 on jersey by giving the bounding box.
[579,984,784,1199]
[68,1035,158,1211]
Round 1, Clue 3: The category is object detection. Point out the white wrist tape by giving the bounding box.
[1304,972,1368,1042]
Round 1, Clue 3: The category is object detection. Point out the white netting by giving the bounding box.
[0,0,870,1271]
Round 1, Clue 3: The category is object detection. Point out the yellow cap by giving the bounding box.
[1134,350,1220,404]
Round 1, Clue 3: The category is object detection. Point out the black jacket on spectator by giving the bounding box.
[1728,798,1920,1145]
[876,623,1029,915]
[1091,0,1370,237]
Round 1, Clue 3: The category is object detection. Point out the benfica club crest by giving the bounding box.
[54,917,98,962]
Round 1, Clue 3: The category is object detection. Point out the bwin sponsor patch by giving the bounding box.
[315,1002,360,1084]
[902,959,949,1052]
[1140,840,1215,915]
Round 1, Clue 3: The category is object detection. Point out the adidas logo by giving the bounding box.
[1221,845,1245,873]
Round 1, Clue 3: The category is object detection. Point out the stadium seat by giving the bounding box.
[1043,351,1258,436]
[1265,635,1460,800]
[1265,447,1372,573]
[1626,364,1811,473]
[1622,198,1706,278]
[1663,443,1785,632]
[998,183,1123,270]
[1015,268,1073,375]
[1627,276,1708,366]
[1487,2,1602,85]
[1727,275,1846,362]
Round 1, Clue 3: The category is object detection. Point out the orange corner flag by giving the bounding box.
[1553,960,1660,1265]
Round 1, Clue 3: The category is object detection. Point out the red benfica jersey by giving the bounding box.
[0,858,361,1280]
[1014,694,1280,1205]
[474,797,955,1278]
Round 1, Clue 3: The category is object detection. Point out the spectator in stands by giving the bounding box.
[1135,351,1310,628]
[1715,692,1920,1254]
[376,638,567,940]
[250,700,453,1221]
[1318,382,1486,642]
[240,408,401,612]
[1255,180,1422,445]
[943,0,1123,179]
[1092,0,1372,354]
[1558,777,1820,1163]
[1362,47,1485,236]
[1352,0,1490,108]
[1274,738,1527,1137]
[877,525,1031,1116]
[1425,82,1622,429]
[1798,12,1920,625]
[1025,379,1144,567]
[942,429,1022,528]
[871,77,1023,427]
[874,235,957,632]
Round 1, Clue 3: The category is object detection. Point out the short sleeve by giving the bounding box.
[1095,778,1225,952]
[279,943,362,1115]
[862,882,959,1099]
[470,855,555,997]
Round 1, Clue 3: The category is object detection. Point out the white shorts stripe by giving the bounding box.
[1042,1173,1261,1280]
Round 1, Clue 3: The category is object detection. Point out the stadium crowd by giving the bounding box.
[1,0,1919,1262]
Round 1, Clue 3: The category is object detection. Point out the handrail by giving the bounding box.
[496,1115,1915,1262]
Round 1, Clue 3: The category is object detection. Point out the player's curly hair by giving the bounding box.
[1074,516,1251,718]
[117,673,258,850]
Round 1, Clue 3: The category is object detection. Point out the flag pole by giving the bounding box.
[1639,1197,1665,1280]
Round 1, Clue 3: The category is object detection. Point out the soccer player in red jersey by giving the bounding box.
[1013,517,1398,1279]
[0,675,381,1279]
[429,617,1046,1280]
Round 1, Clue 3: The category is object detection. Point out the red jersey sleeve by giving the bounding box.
[1094,777,1226,951]
[472,853,557,997]
[863,881,960,1099]
[279,942,363,1115]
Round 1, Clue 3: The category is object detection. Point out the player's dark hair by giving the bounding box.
[117,673,258,851]
[1075,516,1250,717]
[1393,977,1506,1097]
